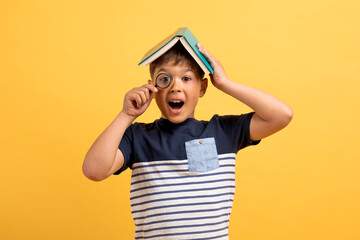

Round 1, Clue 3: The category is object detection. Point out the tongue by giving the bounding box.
[169,102,184,109]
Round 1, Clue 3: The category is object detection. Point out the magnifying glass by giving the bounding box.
[155,73,172,89]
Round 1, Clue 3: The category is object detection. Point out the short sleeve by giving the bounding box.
[218,112,260,152]
[113,125,133,175]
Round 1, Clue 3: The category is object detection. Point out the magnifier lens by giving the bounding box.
[155,73,172,89]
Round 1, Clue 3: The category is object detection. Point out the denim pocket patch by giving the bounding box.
[185,137,219,173]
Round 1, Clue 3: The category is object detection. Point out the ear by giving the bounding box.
[199,78,208,97]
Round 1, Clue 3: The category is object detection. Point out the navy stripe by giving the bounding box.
[133,206,232,220]
[135,226,228,239]
[131,185,235,200]
[221,164,235,167]
[136,220,229,233]
[188,233,229,240]
[218,157,236,161]
[131,178,235,193]
[131,156,235,170]
[132,199,232,214]
[135,213,230,227]
[132,192,235,208]
[131,171,235,186]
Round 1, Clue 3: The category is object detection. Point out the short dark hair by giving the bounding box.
[149,42,205,79]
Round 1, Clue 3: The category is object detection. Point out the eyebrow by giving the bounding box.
[157,68,169,73]
[157,68,194,73]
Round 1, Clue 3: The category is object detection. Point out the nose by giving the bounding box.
[169,77,182,93]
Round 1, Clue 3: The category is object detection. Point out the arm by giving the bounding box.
[198,43,293,141]
[82,84,158,181]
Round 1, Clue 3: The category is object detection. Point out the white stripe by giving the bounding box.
[131,179,235,199]
[131,181,234,204]
[137,206,231,230]
[132,199,233,220]
[132,195,233,215]
[138,211,230,226]
[131,169,235,193]
[131,168,235,185]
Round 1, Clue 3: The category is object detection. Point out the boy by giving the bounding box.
[83,41,293,239]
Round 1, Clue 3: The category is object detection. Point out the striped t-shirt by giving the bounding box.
[115,113,260,239]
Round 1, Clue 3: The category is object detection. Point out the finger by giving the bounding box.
[134,89,147,106]
[197,42,210,56]
[197,43,207,56]
[197,43,214,64]
[143,84,158,99]
[143,87,150,100]
[144,84,158,93]
[197,42,204,50]
[138,86,153,102]
[127,91,140,109]
[143,84,158,97]
[134,94,143,108]
[204,49,217,63]
[128,91,140,108]
[130,89,146,108]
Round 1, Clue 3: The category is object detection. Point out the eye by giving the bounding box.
[183,76,191,81]
[155,73,173,88]
[159,76,171,83]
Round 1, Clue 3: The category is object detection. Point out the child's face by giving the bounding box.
[150,60,207,123]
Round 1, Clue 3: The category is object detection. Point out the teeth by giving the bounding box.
[170,100,182,103]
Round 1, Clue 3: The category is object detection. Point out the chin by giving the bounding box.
[165,116,183,123]
[169,118,185,124]
[162,114,189,124]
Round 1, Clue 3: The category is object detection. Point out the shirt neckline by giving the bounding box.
[157,117,198,127]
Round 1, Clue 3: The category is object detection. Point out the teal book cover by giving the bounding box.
[139,27,214,74]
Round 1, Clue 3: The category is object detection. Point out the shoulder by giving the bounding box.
[129,119,159,131]
[209,112,255,126]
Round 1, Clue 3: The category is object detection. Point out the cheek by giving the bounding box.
[154,95,161,106]
[155,93,167,107]
[188,85,202,99]
[187,90,201,105]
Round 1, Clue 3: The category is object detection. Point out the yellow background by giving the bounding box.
[1,0,359,239]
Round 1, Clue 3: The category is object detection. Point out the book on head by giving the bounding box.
[138,27,214,75]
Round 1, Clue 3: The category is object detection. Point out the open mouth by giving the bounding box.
[168,100,184,111]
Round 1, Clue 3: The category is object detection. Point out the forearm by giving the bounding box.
[217,78,292,124]
[83,84,156,181]
[82,111,135,180]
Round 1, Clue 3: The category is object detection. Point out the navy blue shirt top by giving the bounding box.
[116,113,260,174]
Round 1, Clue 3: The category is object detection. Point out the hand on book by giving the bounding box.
[197,43,229,89]
[121,84,158,119]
